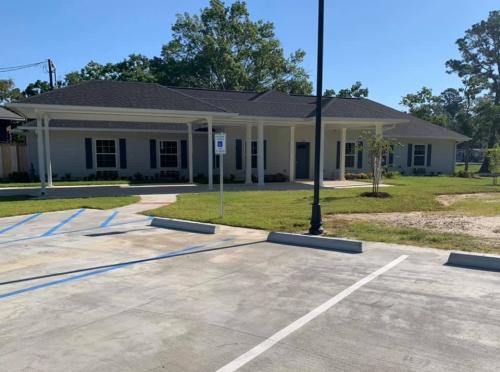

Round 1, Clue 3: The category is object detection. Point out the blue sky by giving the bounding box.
[1,0,497,109]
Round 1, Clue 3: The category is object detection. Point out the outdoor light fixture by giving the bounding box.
[309,0,325,235]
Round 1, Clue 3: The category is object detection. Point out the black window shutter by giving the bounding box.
[181,140,188,169]
[357,141,363,169]
[251,141,257,168]
[85,138,93,169]
[264,140,267,170]
[149,139,157,168]
[119,139,127,169]
[389,144,394,165]
[235,139,242,170]
[426,144,432,166]
[336,141,340,169]
[407,144,413,167]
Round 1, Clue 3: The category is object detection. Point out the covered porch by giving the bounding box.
[11,103,400,194]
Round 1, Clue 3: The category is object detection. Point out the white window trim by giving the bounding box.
[345,141,357,169]
[158,139,180,169]
[94,138,118,170]
[413,144,427,167]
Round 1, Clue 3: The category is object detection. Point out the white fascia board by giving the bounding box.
[14,126,206,134]
[6,103,237,121]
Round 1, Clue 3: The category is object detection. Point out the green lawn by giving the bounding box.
[146,176,500,252]
[0,195,140,218]
[455,163,482,174]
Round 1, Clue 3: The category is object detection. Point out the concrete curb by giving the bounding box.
[267,232,363,253]
[446,251,500,272]
[150,217,217,234]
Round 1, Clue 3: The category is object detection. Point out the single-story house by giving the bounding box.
[7,80,468,189]
[0,106,24,143]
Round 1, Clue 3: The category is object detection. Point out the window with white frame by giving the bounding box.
[413,144,426,166]
[251,141,258,168]
[345,142,356,168]
[95,139,117,168]
[159,140,178,168]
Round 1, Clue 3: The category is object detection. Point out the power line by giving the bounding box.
[0,60,47,73]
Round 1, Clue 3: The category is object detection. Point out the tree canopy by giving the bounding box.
[13,0,311,96]
[401,10,499,167]
[324,81,369,98]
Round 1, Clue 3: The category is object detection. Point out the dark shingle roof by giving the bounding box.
[14,81,468,141]
[19,80,226,113]
[385,114,470,141]
[0,106,24,121]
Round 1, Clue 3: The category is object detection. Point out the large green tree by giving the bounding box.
[64,54,156,85]
[446,10,499,171]
[0,79,23,103]
[153,0,312,94]
[324,81,369,98]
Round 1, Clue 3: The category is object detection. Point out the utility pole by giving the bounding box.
[48,59,55,90]
[309,0,325,235]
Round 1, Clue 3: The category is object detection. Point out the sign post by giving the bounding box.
[214,133,226,218]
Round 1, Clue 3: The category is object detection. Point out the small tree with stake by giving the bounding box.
[359,131,398,197]
[486,146,500,186]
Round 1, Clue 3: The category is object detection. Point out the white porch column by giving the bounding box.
[207,117,213,190]
[187,122,193,183]
[339,127,347,181]
[36,115,47,194]
[289,126,295,182]
[375,123,383,137]
[43,114,53,187]
[319,122,325,186]
[245,124,252,184]
[257,120,264,186]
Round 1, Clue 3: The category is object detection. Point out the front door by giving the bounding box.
[295,142,310,179]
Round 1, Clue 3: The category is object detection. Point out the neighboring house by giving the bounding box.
[7,80,468,188]
[0,106,24,143]
[0,107,29,180]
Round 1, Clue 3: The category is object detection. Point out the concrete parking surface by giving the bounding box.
[0,208,499,371]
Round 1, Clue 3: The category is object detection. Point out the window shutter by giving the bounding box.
[264,140,267,170]
[85,138,93,169]
[357,141,363,169]
[119,139,127,169]
[426,144,432,167]
[389,144,394,165]
[149,139,157,169]
[235,139,242,170]
[336,141,340,169]
[407,144,413,167]
[180,140,188,169]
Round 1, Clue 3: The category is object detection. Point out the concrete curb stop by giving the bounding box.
[150,217,217,234]
[267,232,363,253]
[446,251,500,272]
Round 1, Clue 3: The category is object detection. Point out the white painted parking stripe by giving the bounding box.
[216,254,409,372]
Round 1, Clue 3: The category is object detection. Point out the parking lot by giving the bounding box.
[0,208,499,371]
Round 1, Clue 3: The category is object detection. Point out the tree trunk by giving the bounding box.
[464,143,470,172]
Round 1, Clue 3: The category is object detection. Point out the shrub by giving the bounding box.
[8,171,30,182]
[345,172,371,180]
[455,170,472,178]
[383,171,400,179]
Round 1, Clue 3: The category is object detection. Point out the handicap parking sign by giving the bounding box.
[214,133,226,155]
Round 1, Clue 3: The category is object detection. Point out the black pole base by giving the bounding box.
[309,203,323,235]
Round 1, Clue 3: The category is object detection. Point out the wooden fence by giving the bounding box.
[0,143,29,179]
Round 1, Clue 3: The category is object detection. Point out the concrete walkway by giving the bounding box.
[112,194,177,214]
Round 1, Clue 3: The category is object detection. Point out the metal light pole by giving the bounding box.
[309,0,324,235]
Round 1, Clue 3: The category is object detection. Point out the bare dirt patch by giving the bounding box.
[436,193,500,207]
[330,211,500,239]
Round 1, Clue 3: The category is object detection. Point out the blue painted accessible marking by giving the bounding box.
[40,208,86,237]
[0,241,232,300]
[100,211,119,228]
[0,213,42,235]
